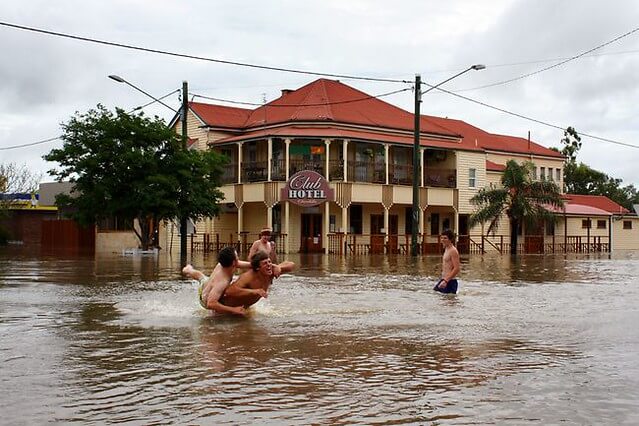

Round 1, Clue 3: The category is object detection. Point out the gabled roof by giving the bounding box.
[564,194,630,214]
[186,78,562,157]
[189,102,251,129]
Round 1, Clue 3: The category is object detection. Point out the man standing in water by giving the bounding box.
[434,229,460,294]
[248,227,277,263]
[221,251,295,308]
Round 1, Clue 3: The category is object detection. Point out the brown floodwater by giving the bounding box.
[1,248,638,425]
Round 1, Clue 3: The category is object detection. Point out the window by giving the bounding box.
[430,213,440,236]
[548,170,553,181]
[532,166,537,180]
[468,168,476,187]
[546,220,555,236]
[623,220,632,230]
[540,167,546,180]
[597,220,606,229]
[556,168,561,182]
[582,219,591,229]
[350,205,363,234]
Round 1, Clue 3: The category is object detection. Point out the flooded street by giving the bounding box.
[1,249,638,424]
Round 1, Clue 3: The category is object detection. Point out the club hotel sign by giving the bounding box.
[281,170,334,207]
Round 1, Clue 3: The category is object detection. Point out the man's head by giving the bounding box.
[250,250,271,274]
[440,229,456,246]
[259,228,272,240]
[218,246,238,267]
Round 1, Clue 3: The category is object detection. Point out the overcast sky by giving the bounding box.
[2,0,639,188]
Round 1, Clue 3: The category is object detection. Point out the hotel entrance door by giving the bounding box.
[301,214,323,253]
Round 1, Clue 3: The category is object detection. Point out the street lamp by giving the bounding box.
[109,75,190,265]
[411,64,486,256]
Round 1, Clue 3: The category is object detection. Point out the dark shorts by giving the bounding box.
[433,278,458,294]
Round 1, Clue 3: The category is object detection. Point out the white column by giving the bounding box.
[343,139,349,182]
[324,138,331,180]
[454,211,459,234]
[384,207,389,245]
[267,138,273,181]
[237,206,243,243]
[267,206,273,230]
[419,209,425,236]
[324,202,330,254]
[285,138,291,180]
[342,207,348,234]
[237,142,243,184]
[385,144,390,185]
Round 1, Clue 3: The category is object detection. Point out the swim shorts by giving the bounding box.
[433,278,458,294]
[198,275,209,308]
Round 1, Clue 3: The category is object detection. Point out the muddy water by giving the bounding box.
[1,249,638,424]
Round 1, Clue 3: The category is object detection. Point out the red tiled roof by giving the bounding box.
[486,160,506,171]
[564,194,629,214]
[190,102,251,129]
[188,78,562,158]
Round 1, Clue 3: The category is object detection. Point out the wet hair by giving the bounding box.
[250,251,269,271]
[441,229,456,244]
[218,246,237,267]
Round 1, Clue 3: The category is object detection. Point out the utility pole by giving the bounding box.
[411,74,421,256]
[180,81,189,265]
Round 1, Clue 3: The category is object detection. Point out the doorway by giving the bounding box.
[301,214,323,253]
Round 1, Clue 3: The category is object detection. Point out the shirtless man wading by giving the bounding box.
[433,229,461,294]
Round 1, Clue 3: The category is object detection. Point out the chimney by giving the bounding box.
[281,89,293,96]
[527,131,531,151]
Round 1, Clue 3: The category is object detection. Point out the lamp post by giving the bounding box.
[109,75,189,265]
[411,64,486,256]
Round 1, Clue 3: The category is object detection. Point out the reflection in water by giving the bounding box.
[1,248,638,424]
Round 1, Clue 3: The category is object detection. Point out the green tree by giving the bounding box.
[44,105,226,250]
[0,163,43,244]
[469,160,564,255]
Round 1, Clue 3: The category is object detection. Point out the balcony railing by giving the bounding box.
[424,168,456,188]
[223,161,457,188]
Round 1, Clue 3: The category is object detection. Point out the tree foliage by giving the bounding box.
[44,105,226,249]
[469,160,564,255]
[554,127,638,210]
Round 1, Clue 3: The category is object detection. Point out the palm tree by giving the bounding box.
[469,160,564,255]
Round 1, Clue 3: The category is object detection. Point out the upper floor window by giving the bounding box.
[468,168,476,188]
[623,220,632,230]
[597,220,606,229]
[582,219,591,229]
[540,167,546,180]
[556,168,561,182]
[532,166,537,180]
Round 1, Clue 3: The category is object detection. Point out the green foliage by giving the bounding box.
[551,126,637,210]
[469,160,564,255]
[44,105,226,249]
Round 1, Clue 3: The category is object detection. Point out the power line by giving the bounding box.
[451,26,639,92]
[0,136,61,151]
[0,21,411,84]
[0,89,181,151]
[191,87,411,107]
[432,86,639,149]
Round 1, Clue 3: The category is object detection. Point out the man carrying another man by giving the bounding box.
[183,246,295,316]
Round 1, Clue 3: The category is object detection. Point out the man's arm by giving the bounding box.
[225,273,267,298]
[206,281,247,315]
[275,261,295,275]
[236,260,251,270]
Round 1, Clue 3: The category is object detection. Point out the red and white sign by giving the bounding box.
[281,170,334,207]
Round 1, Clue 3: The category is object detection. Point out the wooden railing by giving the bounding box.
[191,232,288,257]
